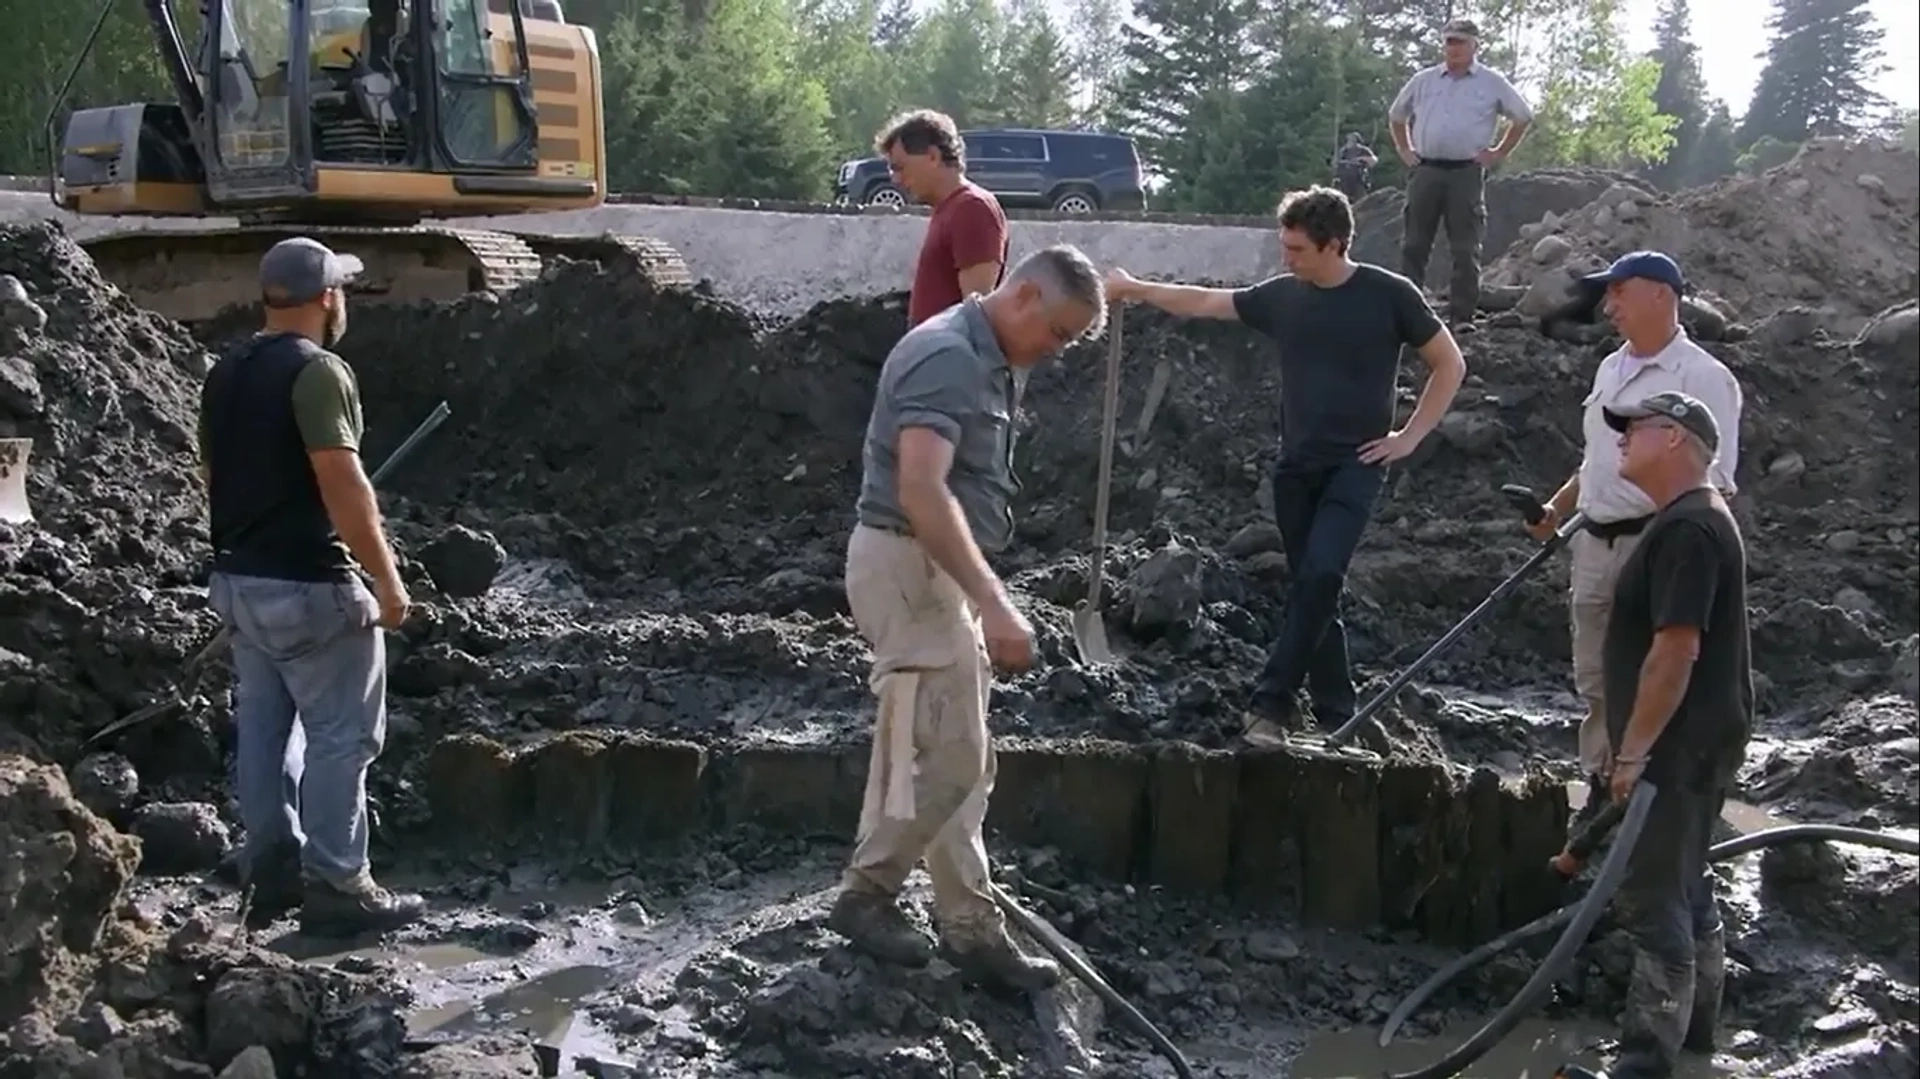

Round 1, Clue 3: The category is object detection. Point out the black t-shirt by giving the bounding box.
[1603,487,1754,789]
[1231,264,1442,465]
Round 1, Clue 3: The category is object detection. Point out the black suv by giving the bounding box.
[834,127,1147,214]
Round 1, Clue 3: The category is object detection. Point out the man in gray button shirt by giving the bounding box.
[830,245,1106,993]
[1388,18,1534,326]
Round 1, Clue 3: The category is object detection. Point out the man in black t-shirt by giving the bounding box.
[1588,390,1753,1079]
[1105,187,1467,750]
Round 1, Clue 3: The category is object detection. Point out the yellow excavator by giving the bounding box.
[46,0,689,324]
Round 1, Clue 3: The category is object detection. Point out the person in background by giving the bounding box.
[875,109,1011,329]
[1387,17,1533,329]
[1332,132,1378,202]
[198,237,424,936]
[1525,251,1742,841]
[1574,390,1752,1079]
[1103,187,1466,752]
[826,246,1108,993]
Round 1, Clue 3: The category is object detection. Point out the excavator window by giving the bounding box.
[435,0,535,166]
[206,0,294,171]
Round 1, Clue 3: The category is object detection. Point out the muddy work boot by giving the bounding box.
[1237,693,1303,749]
[826,888,934,967]
[297,870,427,937]
[941,927,1062,993]
[238,841,303,931]
[1683,927,1727,1054]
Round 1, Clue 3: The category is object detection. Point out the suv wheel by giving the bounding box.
[864,183,909,209]
[1051,189,1098,214]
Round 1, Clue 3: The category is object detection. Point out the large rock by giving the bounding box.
[0,752,141,1026]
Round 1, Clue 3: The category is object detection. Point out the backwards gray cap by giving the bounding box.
[260,237,364,307]
[1603,390,1720,454]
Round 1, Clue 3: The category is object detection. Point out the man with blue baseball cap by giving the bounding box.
[197,235,424,936]
[1522,248,1743,843]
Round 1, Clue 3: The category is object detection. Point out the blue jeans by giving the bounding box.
[1251,462,1386,724]
[208,571,387,887]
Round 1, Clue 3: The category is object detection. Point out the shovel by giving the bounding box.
[0,438,31,524]
[1071,304,1122,666]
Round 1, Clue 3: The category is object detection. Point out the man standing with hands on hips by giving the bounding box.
[1569,389,1752,1079]
[199,237,425,936]
[1526,251,1742,834]
[1104,187,1467,750]
[1387,18,1533,328]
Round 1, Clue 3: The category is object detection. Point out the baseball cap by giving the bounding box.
[1443,19,1480,39]
[1603,390,1720,454]
[260,237,364,307]
[1578,250,1686,296]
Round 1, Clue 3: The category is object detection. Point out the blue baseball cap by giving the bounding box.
[260,237,364,308]
[1578,250,1686,295]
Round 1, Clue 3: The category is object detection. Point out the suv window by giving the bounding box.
[966,133,1047,161]
[1080,138,1136,171]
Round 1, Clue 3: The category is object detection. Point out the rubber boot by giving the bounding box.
[1683,927,1727,1054]
[298,869,426,937]
[1614,948,1694,1078]
[941,925,1062,992]
[826,888,934,967]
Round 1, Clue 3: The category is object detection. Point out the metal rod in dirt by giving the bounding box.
[988,883,1197,1079]
[369,400,451,485]
[1325,510,1590,748]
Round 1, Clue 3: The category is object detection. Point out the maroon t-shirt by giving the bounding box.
[908,181,1009,327]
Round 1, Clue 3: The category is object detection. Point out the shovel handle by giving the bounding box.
[1087,305,1123,608]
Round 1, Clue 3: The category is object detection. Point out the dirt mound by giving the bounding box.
[0,751,421,1077]
[1351,165,1637,293]
[0,221,217,764]
[1485,138,1920,334]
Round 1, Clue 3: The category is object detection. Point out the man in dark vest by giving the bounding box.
[198,237,424,936]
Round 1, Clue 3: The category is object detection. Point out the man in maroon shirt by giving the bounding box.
[875,110,1010,327]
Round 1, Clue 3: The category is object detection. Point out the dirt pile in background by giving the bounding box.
[0,751,424,1078]
[0,222,216,764]
[1486,138,1920,333]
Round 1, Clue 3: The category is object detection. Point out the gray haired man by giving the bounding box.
[828,245,1106,992]
[1387,17,1534,326]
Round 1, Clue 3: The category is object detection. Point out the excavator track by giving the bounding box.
[509,232,693,289]
[78,223,545,326]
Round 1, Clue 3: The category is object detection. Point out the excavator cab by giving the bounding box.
[50,0,600,223]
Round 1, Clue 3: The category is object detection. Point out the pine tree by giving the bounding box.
[1739,0,1888,147]
[1646,0,1707,188]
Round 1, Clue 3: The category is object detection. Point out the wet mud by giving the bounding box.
[3,139,1919,1077]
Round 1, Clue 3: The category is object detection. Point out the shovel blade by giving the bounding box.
[1071,604,1114,665]
[0,439,31,525]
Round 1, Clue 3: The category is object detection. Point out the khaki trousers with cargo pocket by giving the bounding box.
[840,524,1005,943]
[1569,528,1645,775]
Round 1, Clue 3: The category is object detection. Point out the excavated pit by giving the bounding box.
[3,138,1918,1076]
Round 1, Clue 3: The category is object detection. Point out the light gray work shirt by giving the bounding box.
[1388,62,1534,161]
[856,298,1022,553]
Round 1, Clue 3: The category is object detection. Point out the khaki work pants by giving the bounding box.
[840,525,1003,942]
[1569,528,1644,774]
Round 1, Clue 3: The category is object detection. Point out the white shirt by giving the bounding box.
[1577,330,1742,525]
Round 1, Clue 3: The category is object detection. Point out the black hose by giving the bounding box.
[1378,819,1920,1057]
[989,883,1196,1079]
[1379,781,1659,1079]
